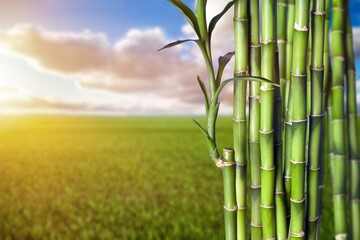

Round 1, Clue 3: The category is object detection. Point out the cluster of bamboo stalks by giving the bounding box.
[162,0,360,239]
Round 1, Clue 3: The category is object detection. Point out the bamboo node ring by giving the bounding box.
[249,95,260,100]
[291,71,307,77]
[223,205,237,212]
[261,39,276,44]
[251,184,261,189]
[335,233,348,240]
[290,198,305,203]
[233,17,248,22]
[284,176,292,179]
[250,44,261,48]
[294,22,308,31]
[290,159,306,164]
[352,199,360,203]
[259,129,274,134]
[310,114,324,117]
[285,121,293,126]
[260,204,274,209]
[216,157,236,169]
[308,167,320,171]
[261,166,275,171]
[277,2,287,7]
[249,140,260,144]
[232,117,246,123]
[334,56,345,61]
[260,86,274,91]
[276,192,285,195]
[308,216,319,222]
[277,39,286,44]
[351,159,360,163]
[311,66,324,71]
[250,223,262,228]
[292,119,307,123]
[331,85,344,90]
[313,10,326,15]
[236,162,247,167]
[237,206,247,210]
[291,232,305,238]
[332,7,345,12]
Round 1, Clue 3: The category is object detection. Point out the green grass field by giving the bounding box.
[0,116,333,239]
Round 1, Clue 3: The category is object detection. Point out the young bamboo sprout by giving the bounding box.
[260,0,277,238]
[289,0,310,239]
[248,0,262,238]
[306,0,326,238]
[330,0,348,238]
[344,1,360,238]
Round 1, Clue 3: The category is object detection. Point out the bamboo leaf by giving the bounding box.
[158,39,198,51]
[168,0,201,38]
[197,76,210,113]
[192,119,209,137]
[211,76,279,109]
[215,51,235,87]
[208,1,236,41]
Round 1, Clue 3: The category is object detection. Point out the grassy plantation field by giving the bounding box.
[0,116,332,239]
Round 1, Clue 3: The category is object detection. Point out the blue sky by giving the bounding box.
[0,0,359,115]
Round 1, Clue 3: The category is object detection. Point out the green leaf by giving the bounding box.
[192,119,209,137]
[208,1,236,42]
[168,0,201,38]
[196,0,208,40]
[197,76,210,114]
[157,39,198,51]
[211,76,279,110]
[215,51,235,87]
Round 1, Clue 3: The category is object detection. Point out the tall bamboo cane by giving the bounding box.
[274,50,288,239]
[330,0,348,238]
[233,0,248,239]
[260,0,276,238]
[344,1,360,238]
[317,0,330,238]
[248,0,262,238]
[289,0,310,239]
[284,0,295,219]
[306,0,326,238]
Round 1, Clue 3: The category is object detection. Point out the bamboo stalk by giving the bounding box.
[289,0,310,239]
[317,0,330,238]
[344,1,360,239]
[330,0,348,238]
[274,50,288,239]
[222,148,237,240]
[260,0,276,238]
[233,1,248,239]
[248,0,262,238]
[306,0,326,238]
[284,0,295,219]
[278,0,287,114]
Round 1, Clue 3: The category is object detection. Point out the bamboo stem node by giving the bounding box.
[332,7,345,12]
[236,162,247,167]
[261,39,277,44]
[335,233,348,240]
[260,166,275,171]
[223,205,238,212]
[308,216,319,222]
[311,66,325,71]
[216,157,236,169]
[312,10,326,15]
[292,118,307,123]
[350,159,360,163]
[259,129,274,134]
[277,2,287,7]
[233,17,248,22]
[277,39,286,44]
[260,86,275,91]
[290,159,306,164]
[260,204,275,209]
[291,231,305,238]
[234,70,248,76]
[232,117,246,123]
[290,198,305,203]
[249,95,260,100]
[251,223,262,228]
[250,44,261,48]
[251,184,261,189]
[310,114,324,117]
[308,167,320,171]
[294,22,309,31]
[291,71,307,77]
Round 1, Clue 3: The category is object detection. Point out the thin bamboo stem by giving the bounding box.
[248,0,262,238]
[306,0,326,238]
[330,0,348,238]
[223,148,237,240]
[260,0,276,239]
[233,1,248,239]
[289,0,310,239]
[344,1,360,239]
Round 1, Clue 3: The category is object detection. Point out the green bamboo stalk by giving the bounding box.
[330,0,348,238]
[260,0,276,238]
[222,148,237,240]
[306,0,326,238]
[248,0,262,238]
[344,2,360,238]
[289,0,310,239]
[284,0,295,219]
[233,1,248,239]
[278,0,287,114]
[317,0,330,238]
[275,50,288,239]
